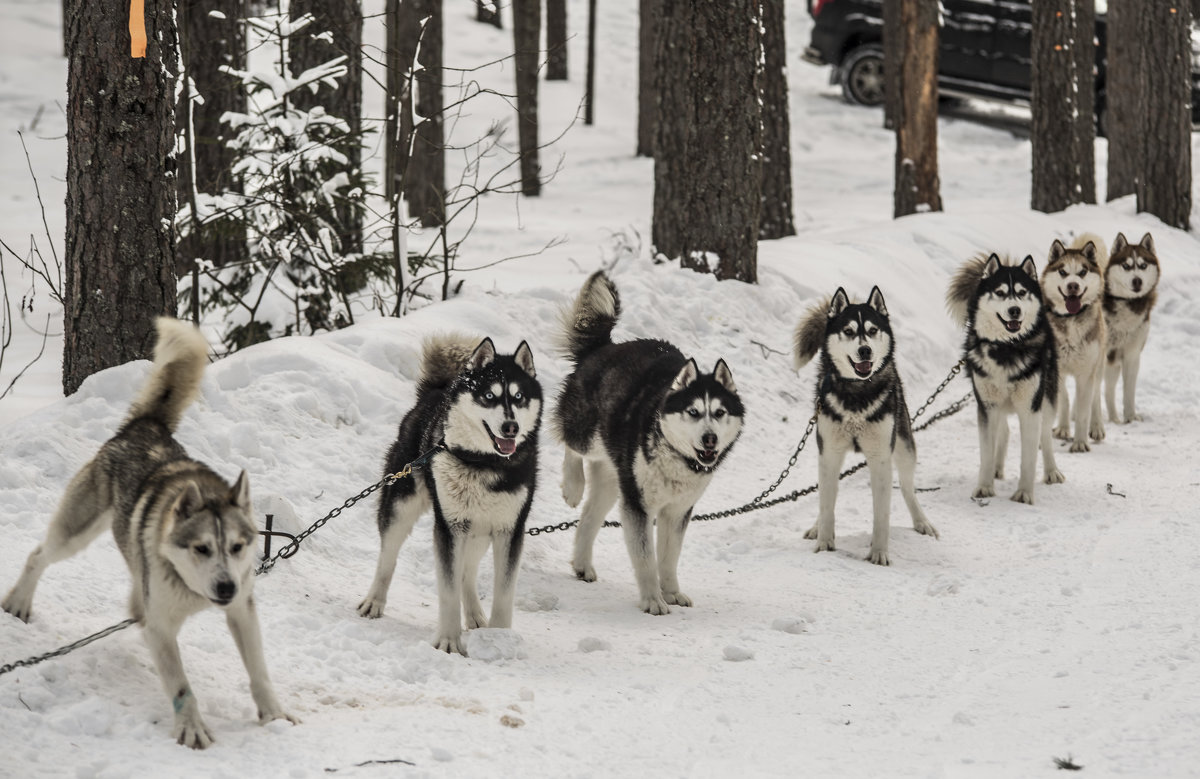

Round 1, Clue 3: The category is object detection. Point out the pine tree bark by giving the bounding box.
[177,0,246,275]
[653,2,761,283]
[759,0,796,239]
[888,0,943,218]
[291,0,363,252]
[546,0,568,80]
[636,0,658,157]
[1031,0,1095,213]
[513,0,541,196]
[407,0,445,227]
[584,0,597,125]
[1136,2,1191,229]
[384,0,421,205]
[63,0,179,395]
[1104,0,1139,201]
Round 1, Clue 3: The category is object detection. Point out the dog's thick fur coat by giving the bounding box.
[1094,231,1160,426]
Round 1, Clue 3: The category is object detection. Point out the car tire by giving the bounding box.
[840,43,886,107]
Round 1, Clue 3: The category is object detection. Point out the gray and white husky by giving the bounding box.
[1,318,297,749]
[1091,231,1160,427]
[554,272,743,615]
[947,254,1064,504]
[793,287,939,566]
[357,335,541,656]
[1042,235,1107,451]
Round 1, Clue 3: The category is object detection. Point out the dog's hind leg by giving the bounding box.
[460,533,492,630]
[1053,379,1072,440]
[357,492,429,619]
[1041,402,1065,486]
[1121,348,1144,422]
[656,506,691,607]
[1103,357,1122,423]
[896,440,938,540]
[571,458,617,582]
[488,530,524,630]
[432,517,468,655]
[142,614,214,749]
[225,596,298,726]
[561,448,585,507]
[3,466,113,623]
[973,406,1000,500]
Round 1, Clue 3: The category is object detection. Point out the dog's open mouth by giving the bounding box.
[1060,290,1084,315]
[694,448,719,466]
[997,314,1022,333]
[850,359,873,378]
[211,596,233,607]
[484,423,517,456]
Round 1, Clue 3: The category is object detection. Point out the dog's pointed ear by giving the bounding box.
[1049,239,1066,262]
[469,338,496,371]
[1019,255,1037,279]
[670,358,699,393]
[173,481,204,522]
[1139,232,1155,254]
[982,254,1001,278]
[513,340,536,378]
[828,288,850,319]
[713,359,737,394]
[867,286,888,316]
[230,470,251,510]
[1112,232,1128,254]
[1080,240,1098,263]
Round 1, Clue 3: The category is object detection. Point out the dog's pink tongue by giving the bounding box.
[1065,296,1082,314]
[496,437,517,456]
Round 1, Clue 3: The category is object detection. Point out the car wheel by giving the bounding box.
[840,44,885,107]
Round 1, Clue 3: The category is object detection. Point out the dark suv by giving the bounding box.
[803,0,1200,129]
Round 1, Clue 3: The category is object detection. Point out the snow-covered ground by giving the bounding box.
[3,0,1200,776]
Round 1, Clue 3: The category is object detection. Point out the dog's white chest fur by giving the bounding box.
[970,347,1043,412]
[818,398,894,458]
[1105,301,1150,356]
[431,454,527,534]
[1050,312,1104,377]
[634,443,713,516]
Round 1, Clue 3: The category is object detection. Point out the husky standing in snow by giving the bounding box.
[1,318,297,749]
[947,254,1064,504]
[1092,231,1160,429]
[357,335,541,656]
[793,287,938,566]
[1042,235,1108,451]
[554,271,743,615]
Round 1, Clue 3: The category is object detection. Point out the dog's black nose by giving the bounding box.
[215,580,236,602]
[1008,306,1021,319]
[701,432,718,450]
[500,420,519,438]
[1132,277,1143,292]
[1066,282,1080,295]
[857,346,872,360]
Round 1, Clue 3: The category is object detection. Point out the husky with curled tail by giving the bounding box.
[2,318,297,749]
[554,271,743,614]
[947,254,1064,504]
[357,334,541,656]
[793,287,938,566]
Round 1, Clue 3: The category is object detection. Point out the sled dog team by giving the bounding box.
[1,231,1160,747]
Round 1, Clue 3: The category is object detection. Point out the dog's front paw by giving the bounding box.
[561,482,583,508]
[994,465,1005,480]
[356,596,385,619]
[866,548,890,566]
[1044,468,1066,485]
[463,609,487,630]
[663,590,692,607]
[640,594,671,615]
[1068,440,1090,454]
[1,591,33,623]
[802,523,819,540]
[572,562,597,582]
[972,485,996,500]
[1009,488,1035,505]
[258,706,301,726]
[812,536,836,553]
[434,633,467,656]
[1127,412,1143,423]
[1089,420,1106,441]
[913,518,939,539]
[174,714,214,750]
[1052,425,1071,441]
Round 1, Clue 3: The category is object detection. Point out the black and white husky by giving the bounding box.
[554,272,743,615]
[947,254,1064,504]
[1092,231,1160,427]
[793,287,939,566]
[2,318,297,749]
[357,335,541,656]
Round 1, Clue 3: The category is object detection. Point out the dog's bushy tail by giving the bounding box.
[793,297,831,371]
[557,271,620,363]
[419,333,485,393]
[946,254,992,329]
[126,318,209,431]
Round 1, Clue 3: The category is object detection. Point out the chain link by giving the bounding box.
[0,618,138,677]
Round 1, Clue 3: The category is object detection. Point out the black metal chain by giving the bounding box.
[0,618,139,677]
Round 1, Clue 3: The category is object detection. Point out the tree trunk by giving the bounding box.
[653,2,761,283]
[546,0,567,80]
[1104,0,1138,200]
[636,0,657,157]
[177,0,246,276]
[889,0,943,218]
[882,0,900,130]
[291,0,364,253]
[1031,0,1095,213]
[475,0,502,28]
[407,0,445,227]
[513,0,541,195]
[63,0,179,395]
[1136,3,1191,229]
[584,0,597,125]
[759,0,796,238]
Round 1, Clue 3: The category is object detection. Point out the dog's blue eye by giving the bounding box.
[1058,269,1068,277]
[485,392,494,400]
[514,392,522,400]
[687,408,701,418]
[1078,269,1088,277]
[194,545,211,557]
